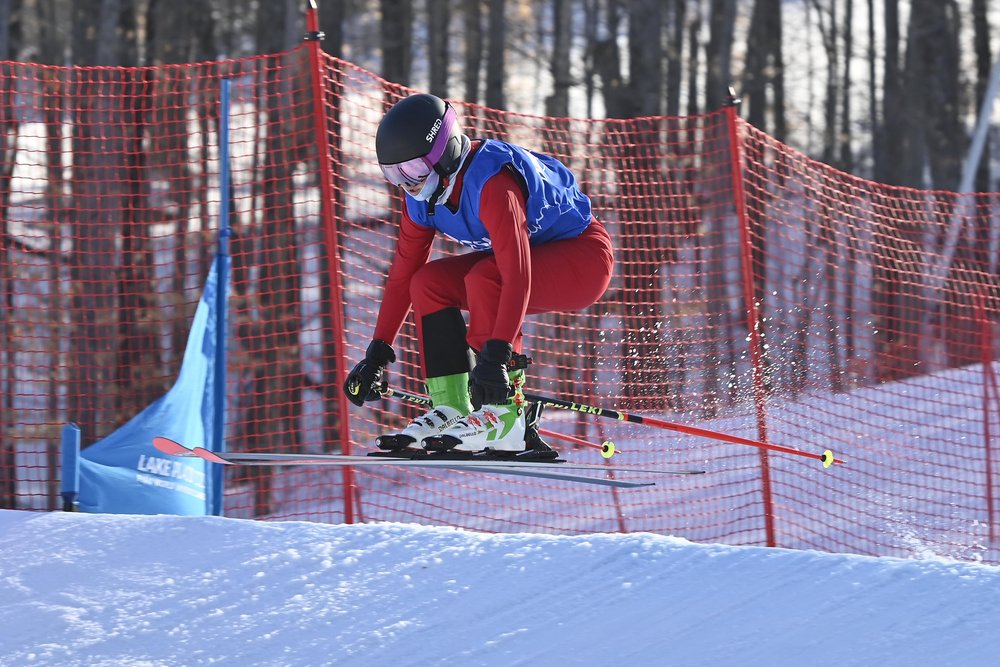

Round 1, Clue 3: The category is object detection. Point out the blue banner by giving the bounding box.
[76,259,226,515]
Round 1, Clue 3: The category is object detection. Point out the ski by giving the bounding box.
[215,451,703,476]
[152,437,704,489]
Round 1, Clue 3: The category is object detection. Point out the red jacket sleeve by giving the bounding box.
[372,208,435,344]
[479,167,531,344]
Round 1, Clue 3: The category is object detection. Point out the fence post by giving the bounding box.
[211,78,232,517]
[304,0,357,525]
[722,87,775,547]
[60,423,80,511]
[978,290,998,545]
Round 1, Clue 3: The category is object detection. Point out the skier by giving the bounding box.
[344,93,614,454]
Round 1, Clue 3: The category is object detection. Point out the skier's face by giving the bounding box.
[401,178,426,196]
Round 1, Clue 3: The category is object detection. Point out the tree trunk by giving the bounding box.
[769,0,787,143]
[705,0,736,111]
[68,0,127,441]
[970,0,993,282]
[598,0,669,410]
[463,0,483,106]
[880,0,902,185]
[428,0,449,98]
[0,0,15,508]
[149,0,199,363]
[316,2,348,453]
[319,0,344,57]
[687,3,700,117]
[381,0,412,87]
[665,0,685,118]
[485,0,506,111]
[701,0,737,413]
[116,67,165,426]
[904,0,963,191]
[809,0,839,166]
[839,0,854,173]
[539,0,578,404]
[235,0,310,516]
[546,0,571,119]
[742,0,768,130]
[0,0,12,63]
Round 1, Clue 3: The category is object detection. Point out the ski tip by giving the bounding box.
[600,440,616,458]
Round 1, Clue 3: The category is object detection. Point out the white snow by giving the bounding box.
[2,510,999,666]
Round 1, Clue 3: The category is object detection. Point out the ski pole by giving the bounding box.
[379,385,617,457]
[522,391,842,468]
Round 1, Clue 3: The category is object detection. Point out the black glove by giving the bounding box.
[344,340,395,407]
[469,339,513,410]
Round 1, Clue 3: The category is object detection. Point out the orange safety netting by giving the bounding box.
[1,39,998,563]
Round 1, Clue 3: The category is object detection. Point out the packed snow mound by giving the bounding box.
[1,510,999,666]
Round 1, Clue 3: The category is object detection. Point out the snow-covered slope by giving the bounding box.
[2,510,998,667]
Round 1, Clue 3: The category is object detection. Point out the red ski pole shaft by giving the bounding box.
[539,428,615,455]
[522,392,843,468]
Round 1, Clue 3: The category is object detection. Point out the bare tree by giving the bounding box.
[902,0,964,191]
[742,0,770,132]
[900,0,964,371]
[148,0,202,360]
[665,0,686,118]
[540,0,579,414]
[972,0,991,196]
[942,0,993,366]
[867,0,880,179]
[686,0,700,117]
[594,0,671,409]
[67,0,136,441]
[741,0,785,397]
[970,0,993,281]
[428,0,449,98]
[0,0,20,508]
[546,0,571,119]
[381,0,412,87]
[485,0,505,108]
[837,0,857,372]
[705,0,736,111]
[116,0,166,426]
[700,0,739,413]
[316,0,349,459]
[0,0,12,62]
[234,0,310,516]
[318,0,344,57]
[809,0,839,166]
[463,0,483,105]
[839,0,854,173]
[740,0,787,172]
[880,0,903,185]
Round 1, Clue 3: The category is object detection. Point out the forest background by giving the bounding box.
[0,0,993,192]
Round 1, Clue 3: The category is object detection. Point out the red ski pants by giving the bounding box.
[409,218,614,355]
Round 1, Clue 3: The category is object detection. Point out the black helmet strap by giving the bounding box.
[425,134,469,215]
[426,177,448,215]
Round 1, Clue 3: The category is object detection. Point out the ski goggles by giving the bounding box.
[379,156,435,187]
[379,104,457,187]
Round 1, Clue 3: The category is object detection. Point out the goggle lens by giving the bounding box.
[379,157,434,187]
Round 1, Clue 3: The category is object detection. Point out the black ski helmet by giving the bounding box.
[376,93,465,176]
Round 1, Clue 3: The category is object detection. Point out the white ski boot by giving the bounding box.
[422,402,526,453]
[376,405,465,451]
